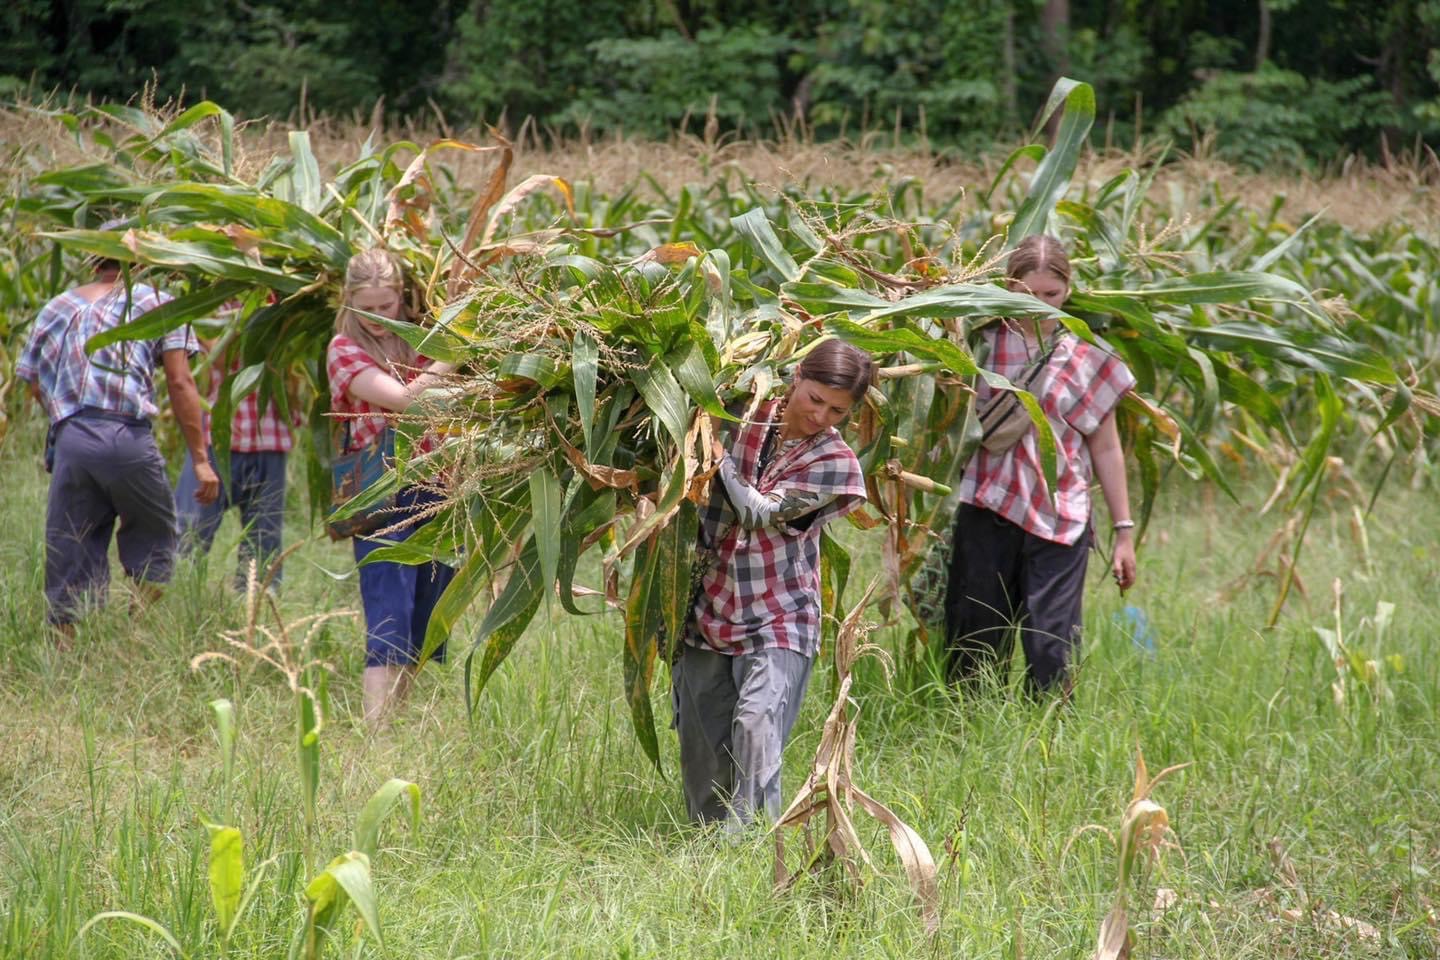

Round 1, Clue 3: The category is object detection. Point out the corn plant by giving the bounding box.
[1314,577,1402,712]
[1067,750,1189,960]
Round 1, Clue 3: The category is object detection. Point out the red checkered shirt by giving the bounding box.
[960,321,1135,545]
[205,356,294,453]
[687,399,867,658]
[326,334,437,454]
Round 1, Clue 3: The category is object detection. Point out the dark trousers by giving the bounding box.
[943,504,1090,691]
[45,416,177,625]
[176,447,288,589]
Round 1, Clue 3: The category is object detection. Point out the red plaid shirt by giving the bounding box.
[961,322,1135,545]
[688,400,867,658]
[205,356,294,453]
[326,334,437,454]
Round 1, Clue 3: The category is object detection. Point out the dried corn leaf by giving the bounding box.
[772,577,938,932]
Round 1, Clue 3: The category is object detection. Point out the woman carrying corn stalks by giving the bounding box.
[674,339,873,828]
[944,234,1138,695]
[327,248,457,726]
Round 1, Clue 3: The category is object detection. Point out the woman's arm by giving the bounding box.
[345,360,456,413]
[1085,409,1137,590]
[714,449,838,531]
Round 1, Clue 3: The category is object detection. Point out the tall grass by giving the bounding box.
[1,409,1436,958]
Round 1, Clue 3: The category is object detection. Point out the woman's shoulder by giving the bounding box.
[327,334,380,384]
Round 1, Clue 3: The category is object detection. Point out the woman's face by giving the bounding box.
[1008,269,1069,309]
[784,378,857,438]
[347,285,403,337]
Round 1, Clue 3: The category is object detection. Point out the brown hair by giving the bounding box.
[334,248,418,371]
[794,339,876,403]
[1006,234,1072,287]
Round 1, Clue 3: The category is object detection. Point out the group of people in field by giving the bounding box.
[20,233,1138,831]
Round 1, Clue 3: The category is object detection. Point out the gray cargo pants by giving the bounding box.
[672,643,813,827]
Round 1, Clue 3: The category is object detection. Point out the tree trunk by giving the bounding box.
[1040,0,1069,137]
[1002,0,1018,129]
[1040,0,1070,76]
[1255,0,1271,69]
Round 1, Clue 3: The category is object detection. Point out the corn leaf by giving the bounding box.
[203,823,244,939]
[353,778,421,863]
[1011,78,1095,241]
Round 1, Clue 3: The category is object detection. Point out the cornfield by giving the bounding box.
[1,79,1436,769]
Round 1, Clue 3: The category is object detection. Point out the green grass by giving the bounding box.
[1,410,1437,959]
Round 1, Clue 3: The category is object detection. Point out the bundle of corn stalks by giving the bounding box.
[771,575,940,934]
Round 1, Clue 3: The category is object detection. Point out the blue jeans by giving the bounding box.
[352,487,456,667]
[176,446,288,590]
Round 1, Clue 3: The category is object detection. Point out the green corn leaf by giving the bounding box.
[1010,78,1095,241]
[465,537,545,714]
[983,143,1047,205]
[623,537,664,773]
[530,466,564,591]
[498,353,564,391]
[1094,270,1312,305]
[670,341,731,420]
[630,356,691,448]
[829,318,982,379]
[208,698,237,792]
[1182,320,1398,382]
[733,208,801,281]
[573,331,599,450]
[289,131,323,214]
[353,779,421,863]
[203,823,244,940]
[298,851,381,957]
[74,912,183,956]
[417,546,488,662]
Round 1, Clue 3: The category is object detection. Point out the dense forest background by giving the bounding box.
[3,0,1439,168]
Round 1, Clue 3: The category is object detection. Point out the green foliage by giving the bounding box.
[559,26,792,137]
[1160,65,1399,168]
[6,0,1440,162]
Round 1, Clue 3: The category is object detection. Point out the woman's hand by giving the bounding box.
[1112,529,1138,592]
[710,437,725,462]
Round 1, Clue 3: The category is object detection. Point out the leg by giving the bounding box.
[353,531,423,725]
[672,643,741,823]
[729,647,813,824]
[174,445,226,557]
[1017,527,1092,693]
[232,452,287,591]
[109,428,180,592]
[44,421,118,626]
[944,504,1026,686]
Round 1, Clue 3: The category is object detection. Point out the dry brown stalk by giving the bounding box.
[772,575,941,934]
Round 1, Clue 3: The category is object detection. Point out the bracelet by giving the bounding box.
[1112,520,1136,531]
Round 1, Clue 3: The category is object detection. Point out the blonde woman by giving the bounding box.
[327,248,455,725]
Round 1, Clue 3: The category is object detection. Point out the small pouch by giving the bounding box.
[976,325,1058,455]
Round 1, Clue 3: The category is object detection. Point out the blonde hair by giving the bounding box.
[1006,234,1072,287]
[335,248,418,371]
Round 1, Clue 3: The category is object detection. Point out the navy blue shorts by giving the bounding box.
[352,487,456,667]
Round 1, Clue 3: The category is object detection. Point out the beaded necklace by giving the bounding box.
[756,394,790,476]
